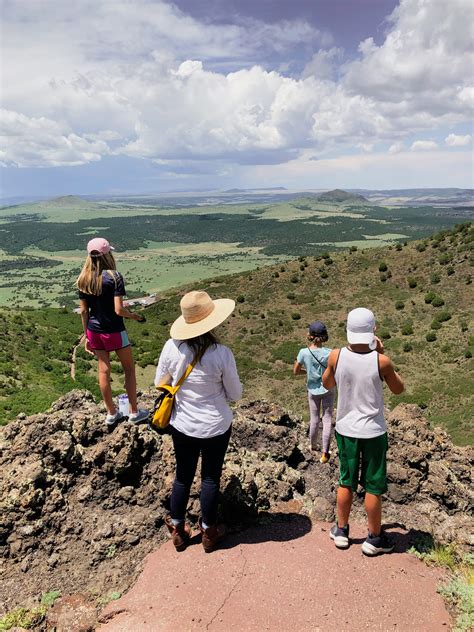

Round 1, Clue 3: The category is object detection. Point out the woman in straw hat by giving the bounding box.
[155,290,242,552]
[77,237,148,426]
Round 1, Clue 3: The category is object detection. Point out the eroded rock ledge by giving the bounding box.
[1,390,472,611]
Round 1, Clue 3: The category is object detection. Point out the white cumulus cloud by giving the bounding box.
[410,140,439,151]
[388,141,405,154]
[445,133,472,147]
[1,0,473,173]
[0,110,110,167]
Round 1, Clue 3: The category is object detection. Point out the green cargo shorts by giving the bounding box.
[335,431,388,495]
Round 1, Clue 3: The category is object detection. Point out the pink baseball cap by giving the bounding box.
[87,237,115,256]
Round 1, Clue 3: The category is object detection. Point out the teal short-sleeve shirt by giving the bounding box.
[296,347,331,395]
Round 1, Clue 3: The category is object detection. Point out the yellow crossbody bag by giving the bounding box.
[150,360,196,430]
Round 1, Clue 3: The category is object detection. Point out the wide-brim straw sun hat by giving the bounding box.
[170,290,235,340]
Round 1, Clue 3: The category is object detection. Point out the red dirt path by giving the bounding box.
[99,519,450,631]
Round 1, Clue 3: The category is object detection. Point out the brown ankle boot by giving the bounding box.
[165,516,192,552]
[199,519,226,553]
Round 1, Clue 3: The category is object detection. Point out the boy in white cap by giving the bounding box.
[323,307,404,556]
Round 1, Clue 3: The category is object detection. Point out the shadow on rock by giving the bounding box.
[219,513,312,550]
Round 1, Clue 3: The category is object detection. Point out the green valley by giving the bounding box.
[1,222,472,446]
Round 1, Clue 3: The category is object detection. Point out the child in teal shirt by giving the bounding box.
[294,321,334,462]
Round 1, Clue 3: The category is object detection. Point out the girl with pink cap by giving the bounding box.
[76,237,148,426]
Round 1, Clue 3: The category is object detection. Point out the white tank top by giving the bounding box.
[335,347,386,438]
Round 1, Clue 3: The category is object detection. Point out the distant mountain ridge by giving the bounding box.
[318,189,369,203]
[43,195,90,208]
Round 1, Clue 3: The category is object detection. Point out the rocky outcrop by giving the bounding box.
[0,391,472,614]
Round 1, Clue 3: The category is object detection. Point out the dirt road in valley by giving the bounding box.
[70,335,85,380]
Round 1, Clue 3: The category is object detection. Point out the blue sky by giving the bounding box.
[1,0,473,198]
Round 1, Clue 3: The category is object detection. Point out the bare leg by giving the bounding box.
[365,492,382,536]
[337,486,353,527]
[95,350,115,414]
[115,345,138,413]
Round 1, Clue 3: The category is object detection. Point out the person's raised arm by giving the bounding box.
[322,349,339,390]
[114,296,146,322]
[379,354,404,394]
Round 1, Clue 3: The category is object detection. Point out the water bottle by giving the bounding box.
[118,394,129,417]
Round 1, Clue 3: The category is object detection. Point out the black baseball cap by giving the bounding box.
[309,320,328,336]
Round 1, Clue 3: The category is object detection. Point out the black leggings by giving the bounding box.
[170,425,231,526]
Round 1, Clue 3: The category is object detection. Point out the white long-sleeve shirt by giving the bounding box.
[155,338,242,438]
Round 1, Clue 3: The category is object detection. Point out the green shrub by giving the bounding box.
[426,332,437,342]
[350,246,358,252]
[446,266,455,276]
[395,301,405,310]
[324,258,333,266]
[271,341,300,363]
[380,273,387,282]
[430,320,442,330]
[431,296,445,307]
[378,327,391,340]
[290,274,299,283]
[465,349,473,359]
[286,292,295,300]
[321,252,330,259]
[320,270,328,279]
[407,278,417,288]
[403,342,413,352]
[291,313,301,320]
[436,310,451,322]
[430,273,441,284]
[378,262,388,272]
[236,295,245,303]
[438,254,451,265]
[395,243,403,251]
[401,324,414,336]
[425,291,436,304]
[416,243,426,252]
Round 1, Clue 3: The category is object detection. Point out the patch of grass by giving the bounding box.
[40,590,61,607]
[0,607,46,630]
[96,591,122,606]
[410,536,474,631]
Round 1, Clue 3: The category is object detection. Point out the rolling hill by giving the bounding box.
[0,222,472,444]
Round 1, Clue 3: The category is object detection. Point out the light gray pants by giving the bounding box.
[308,390,334,452]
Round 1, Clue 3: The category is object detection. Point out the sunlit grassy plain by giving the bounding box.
[0,196,415,307]
[1,195,472,443]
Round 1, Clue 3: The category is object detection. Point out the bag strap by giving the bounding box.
[308,348,328,370]
[174,358,197,391]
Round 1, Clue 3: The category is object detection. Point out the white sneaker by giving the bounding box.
[128,409,148,424]
[105,410,124,426]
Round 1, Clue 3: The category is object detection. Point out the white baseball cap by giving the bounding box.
[346,307,376,349]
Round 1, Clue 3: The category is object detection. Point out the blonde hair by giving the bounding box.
[76,252,117,296]
[307,333,329,344]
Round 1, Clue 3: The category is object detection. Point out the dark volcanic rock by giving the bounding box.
[0,391,472,617]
